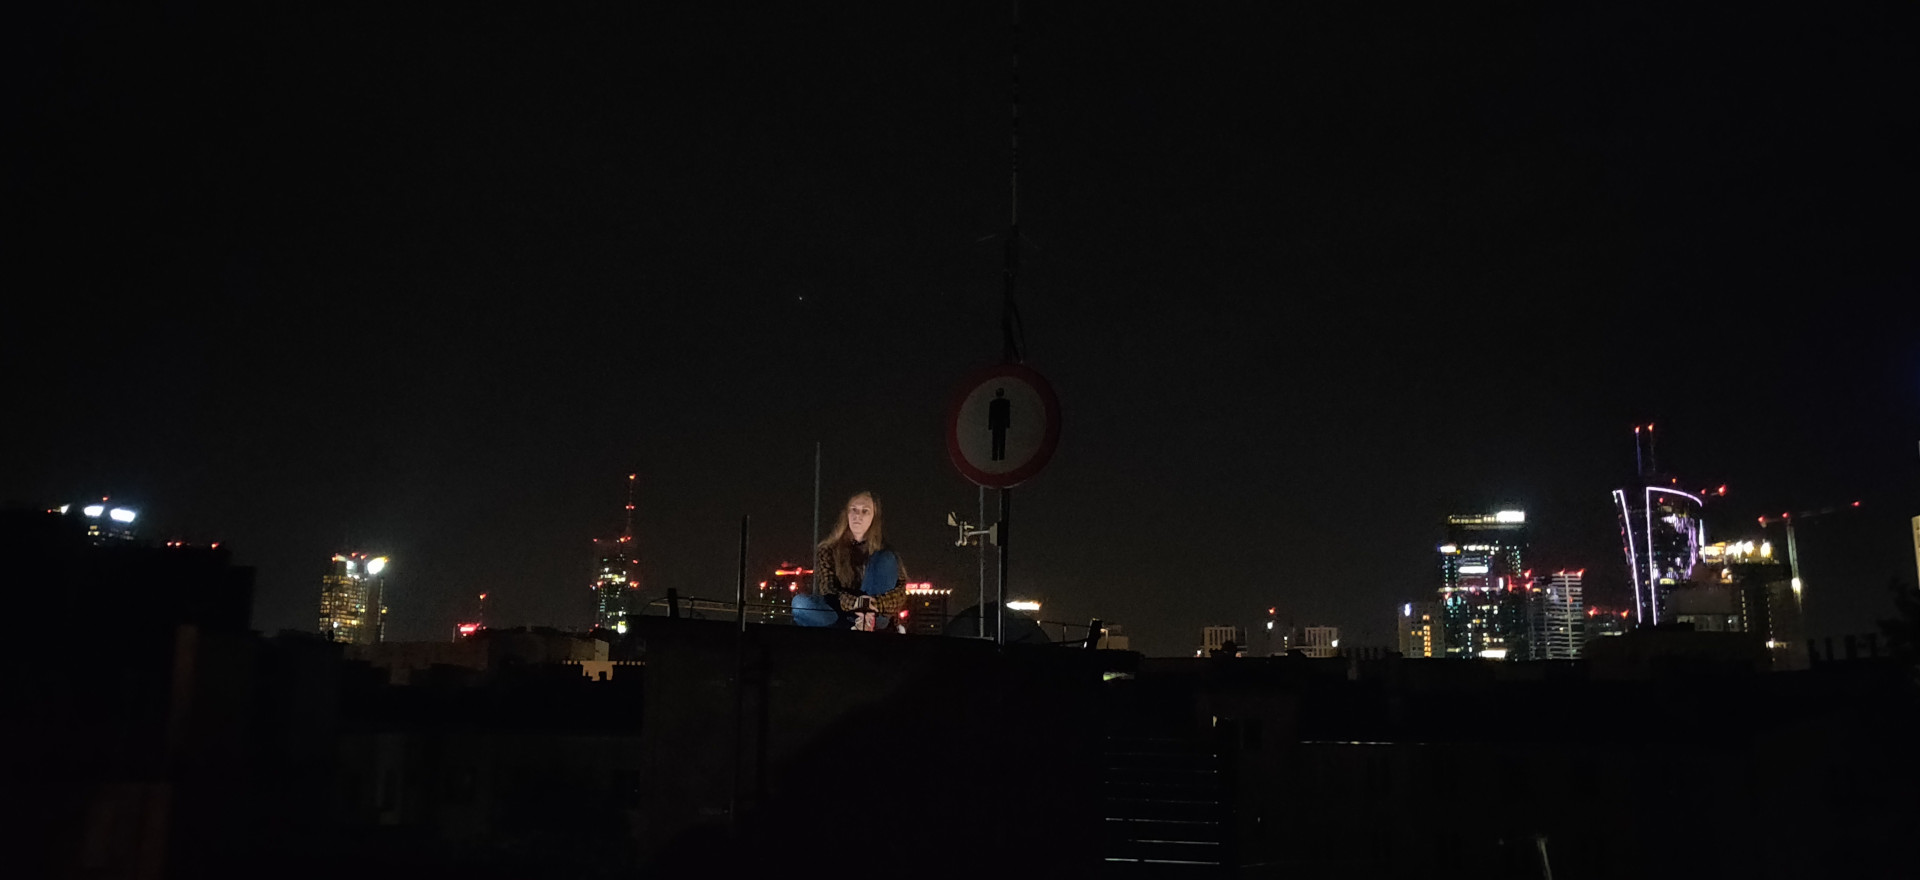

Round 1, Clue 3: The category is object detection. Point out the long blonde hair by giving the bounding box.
[818,490,886,588]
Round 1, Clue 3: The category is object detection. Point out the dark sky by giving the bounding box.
[8,3,1917,657]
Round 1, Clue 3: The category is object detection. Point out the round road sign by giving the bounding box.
[946,362,1061,488]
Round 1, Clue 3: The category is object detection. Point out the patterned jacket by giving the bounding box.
[815,543,908,615]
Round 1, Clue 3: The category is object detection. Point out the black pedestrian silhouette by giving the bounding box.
[988,388,1011,461]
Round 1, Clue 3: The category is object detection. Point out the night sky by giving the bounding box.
[9,3,1917,657]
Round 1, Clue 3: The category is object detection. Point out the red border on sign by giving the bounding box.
[945,362,1062,489]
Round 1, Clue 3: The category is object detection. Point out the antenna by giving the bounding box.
[1001,0,1024,365]
[623,473,637,540]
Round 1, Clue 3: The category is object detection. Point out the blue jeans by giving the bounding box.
[793,550,899,628]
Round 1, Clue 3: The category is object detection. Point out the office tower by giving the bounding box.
[1696,539,1807,670]
[1667,559,1743,632]
[59,498,139,543]
[756,563,811,624]
[1399,601,1443,658]
[591,474,643,633]
[1527,570,1585,659]
[1585,606,1631,642]
[1612,424,1705,627]
[1438,510,1529,660]
[1295,626,1339,659]
[903,582,951,635]
[1201,625,1244,657]
[318,553,389,644]
[1095,624,1131,651]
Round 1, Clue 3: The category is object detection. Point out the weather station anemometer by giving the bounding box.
[946,512,1000,548]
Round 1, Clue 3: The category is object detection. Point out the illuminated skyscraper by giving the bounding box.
[756,563,811,624]
[1526,570,1585,660]
[1693,539,1808,670]
[318,553,389,644]
[1437,510,1529,659]
[1612,424,1705,627]
[1398,601,1443,658]
[591,474,643,634]
[57,498,139,543]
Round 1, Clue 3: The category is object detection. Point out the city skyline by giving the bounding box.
[20,420,1908,656]
[20,417,1913,656]
[6,3,1916,659]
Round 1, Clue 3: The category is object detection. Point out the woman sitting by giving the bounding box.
[793,490,907,630]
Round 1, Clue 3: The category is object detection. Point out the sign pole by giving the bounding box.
[811,442,821,596]
[737,515,749,633]
[997,489,1010,646]
[944,361,1058,641]
[977,485,986,640]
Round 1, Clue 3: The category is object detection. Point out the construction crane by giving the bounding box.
[1756,501,1862,602]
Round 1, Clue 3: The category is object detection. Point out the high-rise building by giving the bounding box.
[1437,510,1530,660]
[318,553,389,644]
[1398,601,1443,658]
[56,498,139,543]
[755,563,811,624]
[1694,539,1808,670]
[1585,606,1631,642]
[591,474,643,633]
[903,582,951,636]
[1612,424,1706,627]
[1200,625,1244,657]
[1095,623,1131,651]
[1527,570,1585,660]
[1294,626,1339,659]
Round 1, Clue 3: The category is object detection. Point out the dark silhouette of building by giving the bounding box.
[10,508,256,878]
[904,581,951,635]
[13,504,1917,879]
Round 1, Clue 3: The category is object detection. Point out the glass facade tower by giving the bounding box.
[1438,511,1529,660]
[318,553,388,644]
[1612,484,1704,627]
[1527,570,1585,660]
